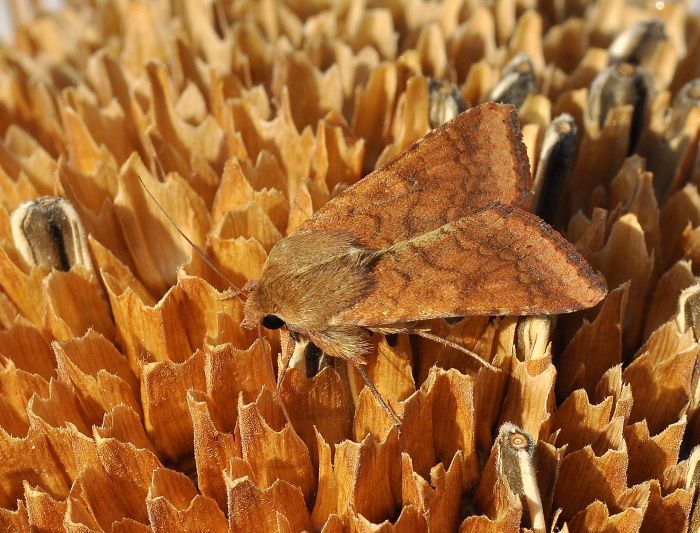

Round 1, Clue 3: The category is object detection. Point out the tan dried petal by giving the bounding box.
[622,342,697,434]
[103,277,191,366]
[3,126,57,194]
[279,366,352,461]
[660,184,700,268]
[0,318,55,379]
[238,392,315,500]
[352,63,398,171]
[566,499,644,533]
[146,468,228,533]
[314,429,400,524]
[507,11,545,71]
[401,451,463,531]
[44,269,115,342]
[644,260,695,337]
[594,213,654,351]
[207,233,268,288]
[211,158,267,226]
[53,331,139,419]
[69,438,160,530]
[141,350,206,461]
[557,286,626,398]
[311,115,365,194]
[640,101,700,200]
[639,480,693,532]
[23,482,67,531]
[450,8,496,82]
[121,2,167,74]
[543,19,587,74]
[228,93,315,189]
[188,391,239,511]
[0,425,71,507]
[498,356,556,440]
[0,361,49,436]
[0,243,46,326]
[551,390,616,454]
[469,470,522,532]
[625,418,685,485]
[60,103,119,176]
[226,477,311,532]
[387,368,479,487]
[272,52,343,130]
[568,105,634,211]
[376,76,431,167]
[94,404,155,453]
[413,317,492,382]
[555,447,628,521]
[215,203,282,253]
[114,157,209,295]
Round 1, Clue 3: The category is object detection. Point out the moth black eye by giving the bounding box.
[261,314,285,330]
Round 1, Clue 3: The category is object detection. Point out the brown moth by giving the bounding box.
[241,102,606,370]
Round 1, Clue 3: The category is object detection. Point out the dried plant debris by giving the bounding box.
[0,0,699,531]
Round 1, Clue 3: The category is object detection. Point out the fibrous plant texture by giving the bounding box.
[1,0,700,532]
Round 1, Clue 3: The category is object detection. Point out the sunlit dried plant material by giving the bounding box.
[532,113,577,221]
[639,479,693,532]
[147,468,228,533]
[638,85,700,201]
[237,391,315,500]
[493,423,546,532]
[623,340,698,434]
[557,286,626,399]
[10,196,93,273]
[608,18,667,65]
[488,53,537,109]
[625,418,685,485]
[428,79,466,129]
[401,450,464,532]
[2,0,700,530]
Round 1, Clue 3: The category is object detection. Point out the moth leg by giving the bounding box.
[410,329,499,372]
[351,362,402,428]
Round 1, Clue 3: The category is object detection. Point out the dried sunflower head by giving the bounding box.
[0,1,699,532]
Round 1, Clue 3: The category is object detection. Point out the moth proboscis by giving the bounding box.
[141,102,607,428]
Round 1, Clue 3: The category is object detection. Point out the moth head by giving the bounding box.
[240,278,291,333]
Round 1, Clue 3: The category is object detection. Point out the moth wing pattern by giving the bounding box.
[329,204,607,327]
[296,103,533,249]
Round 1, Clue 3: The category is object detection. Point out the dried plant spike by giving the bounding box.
[686,446,700,531]
[677,284,700,340]
[586,63,653,149]
[608,18,666,65]
[669,79,700,134]
[533,114,577,221]
[496,422,545,533]
[488,53,537,109]
[427,79,466,128]
[10,197,93,273]
[515,315,552,360]
[7,1,700,530]
[672,79,700,110]
[135,173,241,294]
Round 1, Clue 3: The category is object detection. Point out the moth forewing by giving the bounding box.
[330,204,606,327]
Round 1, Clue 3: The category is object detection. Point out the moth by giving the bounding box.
[239,103,606,415]
[144,102,606,425]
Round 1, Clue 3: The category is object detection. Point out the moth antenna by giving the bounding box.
[352,363,402,428]
[412,330,499,372]
[258,324,292,427]
[136,173,243,294]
